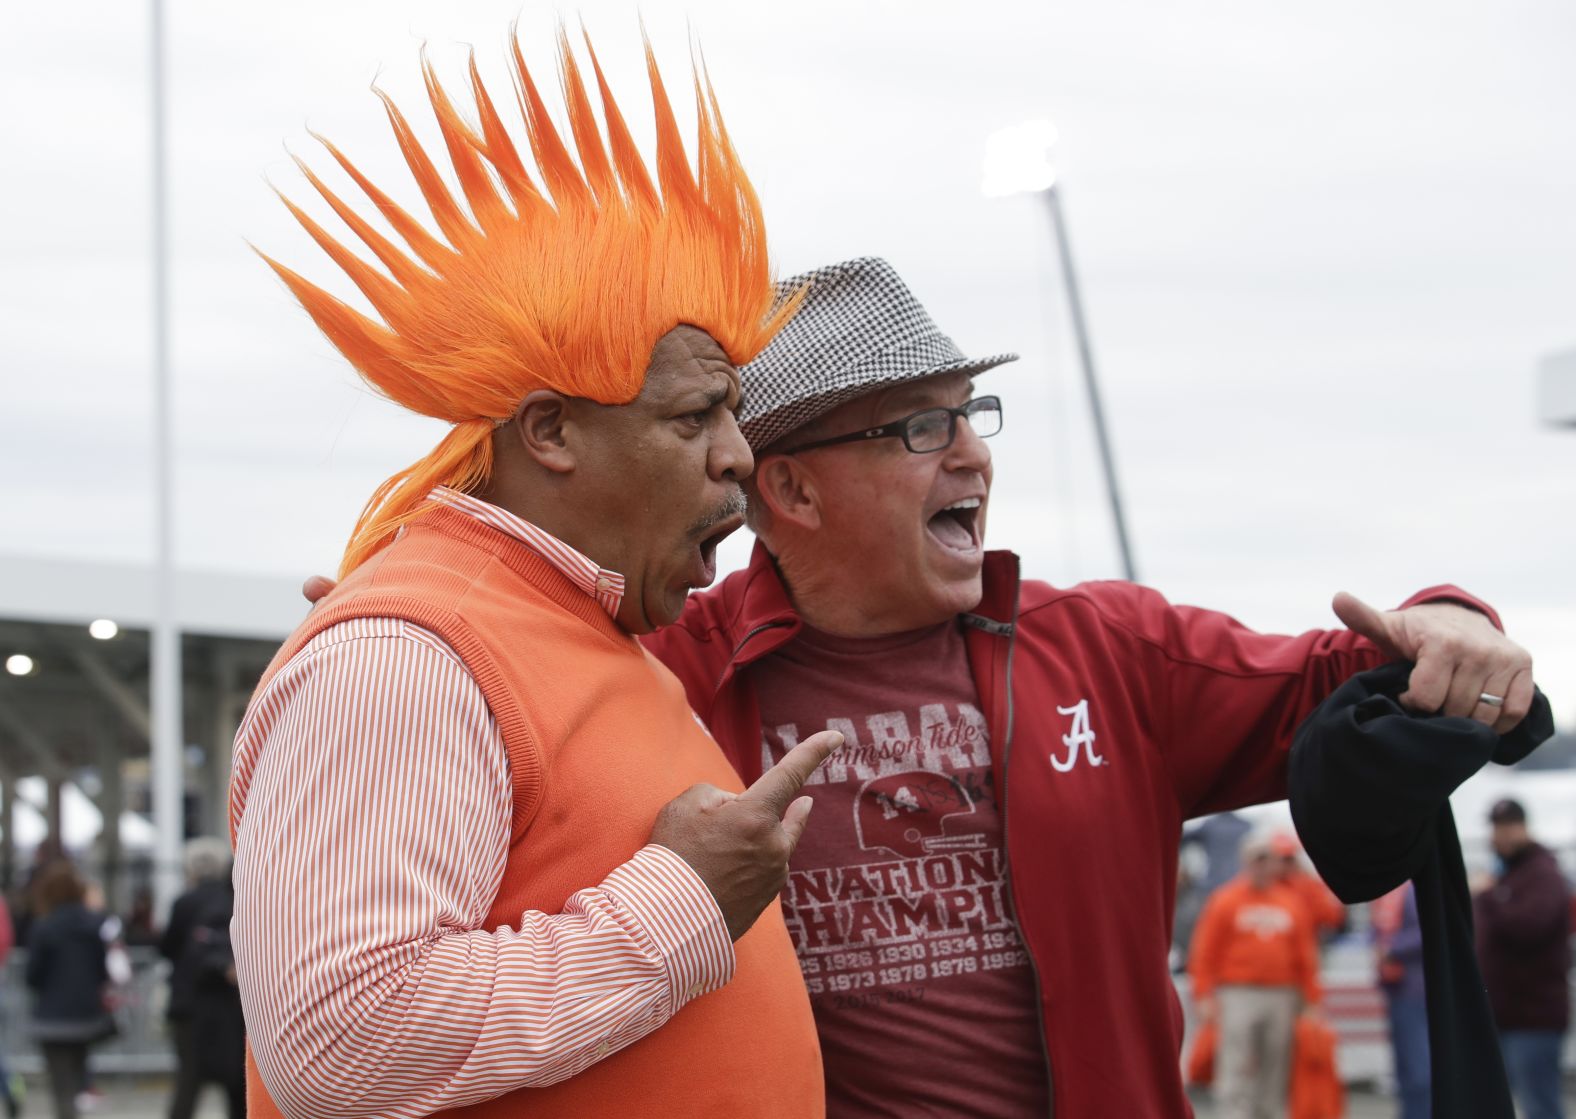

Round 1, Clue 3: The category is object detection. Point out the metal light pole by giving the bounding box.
[1040,183,1137,582]
[149,0,184,918]
[1539,348,1576,428]
[983,120,1138,582]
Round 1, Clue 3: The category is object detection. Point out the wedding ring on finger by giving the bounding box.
[1478,692,1505,708]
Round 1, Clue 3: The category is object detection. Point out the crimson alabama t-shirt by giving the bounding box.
[755,618,1050,1117]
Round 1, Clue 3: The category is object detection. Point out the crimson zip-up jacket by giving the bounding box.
[641,543,1497,1117]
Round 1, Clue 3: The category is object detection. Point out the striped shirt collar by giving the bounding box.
[427,487,626,618]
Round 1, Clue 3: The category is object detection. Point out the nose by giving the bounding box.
[943,414,992,474]
[712,409,756,482]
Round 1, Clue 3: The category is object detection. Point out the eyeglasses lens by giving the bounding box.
[906,409,954,452]
[967,398,1002,439]
[903,398,1003,452]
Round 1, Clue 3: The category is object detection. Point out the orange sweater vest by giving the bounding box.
[234,505,822,1116]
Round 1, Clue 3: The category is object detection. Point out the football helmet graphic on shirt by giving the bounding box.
[854,770,989,859]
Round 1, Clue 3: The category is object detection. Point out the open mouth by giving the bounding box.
[691,512,746,588]
[926,497,983,556]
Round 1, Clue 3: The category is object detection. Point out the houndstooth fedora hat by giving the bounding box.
[739,256,1019,451]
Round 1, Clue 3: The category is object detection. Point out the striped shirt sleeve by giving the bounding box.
[230,619,734,1118]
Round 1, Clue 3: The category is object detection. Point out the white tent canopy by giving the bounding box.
[6,775,158,855]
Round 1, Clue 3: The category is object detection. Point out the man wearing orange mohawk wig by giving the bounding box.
[228,26,833,1118]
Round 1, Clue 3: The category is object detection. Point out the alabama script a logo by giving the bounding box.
[1051,698,1105,772]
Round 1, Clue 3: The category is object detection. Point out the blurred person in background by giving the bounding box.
[78,880,128,1113]
[1189,831,1322,1119]
[1474,798,1571,1119]
[24,861,114,1119]
[1372,882,1429,1119]
[1173,843,1211,970]
[180,884,244,1118]
[161,838,241,1119]
[15,841,68,945]
[121,888,160,950]
[1189,812,1256,896]
[0,891,20,1118]
[1270,830,1346,939]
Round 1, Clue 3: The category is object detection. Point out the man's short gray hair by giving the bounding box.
[184,836,231,884]
[1238,829,1276,862]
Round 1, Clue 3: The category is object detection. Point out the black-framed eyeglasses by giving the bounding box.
[778,395,1003,455]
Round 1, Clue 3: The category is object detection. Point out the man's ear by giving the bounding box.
[514,390,576,474]
[754,454,821,531]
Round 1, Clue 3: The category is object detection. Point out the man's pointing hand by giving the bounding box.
[650,731,842,941]
[306,569,841,938]
[1333,591,1534,735]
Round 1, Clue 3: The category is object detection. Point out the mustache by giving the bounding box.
[687,487,748,538]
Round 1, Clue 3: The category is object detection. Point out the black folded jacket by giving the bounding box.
[1288,662,1554,1119]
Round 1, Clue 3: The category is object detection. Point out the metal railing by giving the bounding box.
[0,947,175,1075]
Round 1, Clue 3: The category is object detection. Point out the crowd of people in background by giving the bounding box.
[1176,802,1575,1119]
[0,801,1569,1116]
[0,839,244,1118]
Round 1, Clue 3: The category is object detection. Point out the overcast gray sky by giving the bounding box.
[3,0,1573,723]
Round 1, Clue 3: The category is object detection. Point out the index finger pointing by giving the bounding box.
[741,731,843,817]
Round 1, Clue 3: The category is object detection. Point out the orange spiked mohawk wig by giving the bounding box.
[262,27,793,577]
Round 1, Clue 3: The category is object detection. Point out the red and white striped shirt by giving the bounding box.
[427,487,626,616]
[230,492,733,1119]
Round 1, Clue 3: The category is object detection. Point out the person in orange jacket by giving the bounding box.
[1272,830,1347,938]
[1191,831,1323,1119]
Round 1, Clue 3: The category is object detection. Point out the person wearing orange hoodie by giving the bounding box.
[1271,830,1347,938]
[1191,831,1323,1119]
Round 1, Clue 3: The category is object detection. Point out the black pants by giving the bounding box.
[168,1019,246,1119]
[39,1042,88,1119]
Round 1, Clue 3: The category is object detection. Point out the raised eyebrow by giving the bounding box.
[675,384,733,418]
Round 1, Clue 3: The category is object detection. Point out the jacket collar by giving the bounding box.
[726,541,1021,664]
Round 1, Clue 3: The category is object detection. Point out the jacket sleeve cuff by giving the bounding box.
[602,844,736,1013]
[1397,585,1503,633]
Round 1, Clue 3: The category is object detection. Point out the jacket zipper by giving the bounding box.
[728,620,792,663]
[989,602,1056,1116]
[737,608,1055,1108]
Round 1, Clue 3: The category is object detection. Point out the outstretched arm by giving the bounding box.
[1111,581,1529,818]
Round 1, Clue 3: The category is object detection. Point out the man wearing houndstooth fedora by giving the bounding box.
[640,255,1541,1115]
[306,256,1542,1114]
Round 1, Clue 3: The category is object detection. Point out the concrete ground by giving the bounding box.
[4,1074,221,1119]
[0,1076,1432,1118]
[14,1075,1576,1116]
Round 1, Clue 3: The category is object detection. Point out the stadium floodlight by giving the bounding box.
[89,619,120,640]
[981,120,1059,198]
[5,654,36,676]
